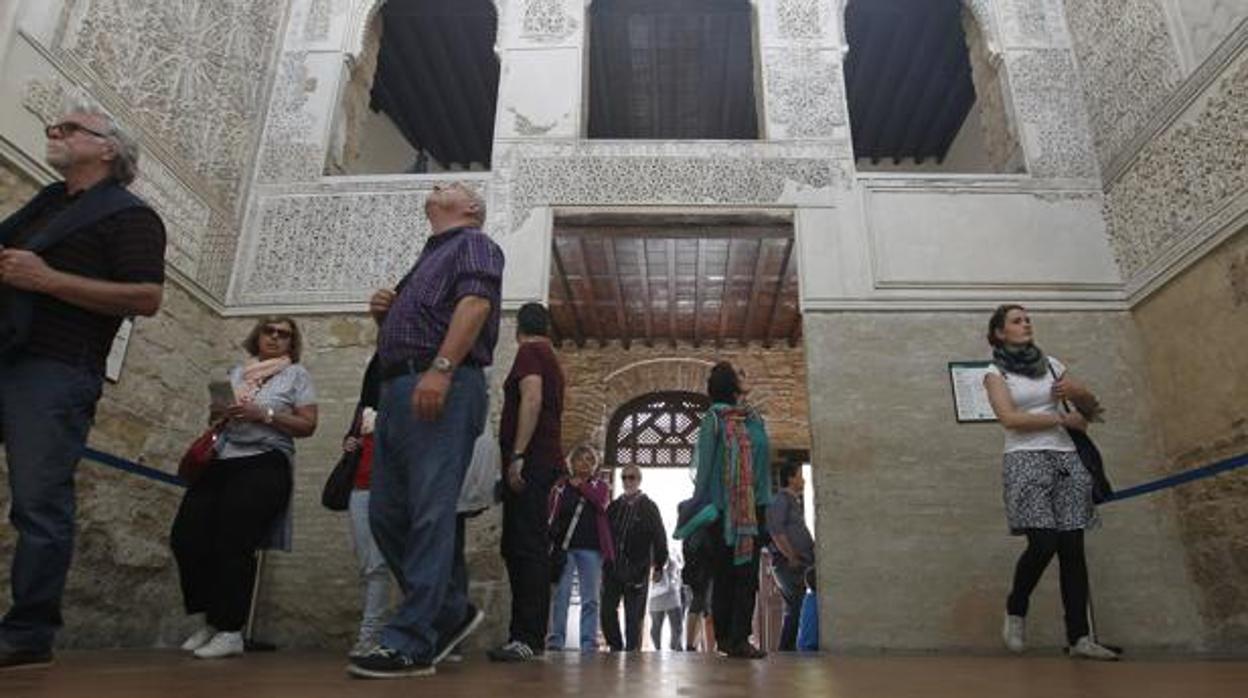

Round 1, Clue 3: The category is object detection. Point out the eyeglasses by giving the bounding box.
[45,121,110,140]
[262,325,293,340]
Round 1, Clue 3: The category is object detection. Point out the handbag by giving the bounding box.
[178,421,224,485]
[321,449,362,511]
[1047,361,1114,504]
[549,495,585,584]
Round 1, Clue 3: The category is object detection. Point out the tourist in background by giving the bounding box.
[547,445,613,652]
[602,465,668,652]
[678,362,771,659]
[489,303,567,663]
[767,461,814,652]
[983,304,1118,661]
[649,554,684,651]
[340,355,391,659]
[172,317,318,660]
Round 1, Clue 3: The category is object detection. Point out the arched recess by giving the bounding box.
[329,0,500,174]
[842,0,1022,172]
[604,391,712,469]
[587,0,762,139]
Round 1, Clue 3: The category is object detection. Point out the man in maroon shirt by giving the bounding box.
[488,303,565,662]
[0,98,166,671]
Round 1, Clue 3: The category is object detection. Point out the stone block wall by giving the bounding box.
[1133,228,1248,650]
[803,310,1206,651]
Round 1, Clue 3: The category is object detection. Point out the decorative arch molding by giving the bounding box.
[602,358,716,411]
[344,0,506,62]
[836,0,1001,59]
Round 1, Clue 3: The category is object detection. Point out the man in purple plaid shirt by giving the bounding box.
[349,182,503,680]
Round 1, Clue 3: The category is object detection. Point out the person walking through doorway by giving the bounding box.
[602,465,668,652]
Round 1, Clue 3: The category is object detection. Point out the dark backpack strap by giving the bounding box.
[20,180,150,254]
[0,182,68,246]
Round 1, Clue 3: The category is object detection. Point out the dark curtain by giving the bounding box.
[589,0,759,140]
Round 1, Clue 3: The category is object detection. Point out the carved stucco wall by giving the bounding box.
[1177,0,1248,69]
[12,0,291,298]
[60,0,287,210]
[1103,51,1248,282]
[1064,1,1248,290]
[1062,0,1183,174]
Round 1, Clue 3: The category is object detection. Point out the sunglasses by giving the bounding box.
[262,325,293,340]
[45,121,110,140]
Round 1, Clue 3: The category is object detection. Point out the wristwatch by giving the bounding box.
[509,452,525,463]
[432,356,454,374]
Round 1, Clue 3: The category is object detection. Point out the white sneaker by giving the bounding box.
[1002,614,1025,654]
[193,631,245,659]
[1069,636,1119,661]
[180,626,217,652]
[348,638,377,659]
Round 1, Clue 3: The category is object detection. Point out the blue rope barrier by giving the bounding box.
[1106,452,1248,503]
[82,447,186,488]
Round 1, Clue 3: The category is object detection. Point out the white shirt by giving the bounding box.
[985,357,1076,453]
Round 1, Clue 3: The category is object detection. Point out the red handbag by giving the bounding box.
[178,421,224,484]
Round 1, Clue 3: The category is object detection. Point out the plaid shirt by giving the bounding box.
[378,226,504,368]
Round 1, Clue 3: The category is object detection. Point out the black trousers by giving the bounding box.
[711,538,760,652]
[500,464,557,650]
[170,451,291,632]
[1006,529,1089,645]
[601,575,647,651]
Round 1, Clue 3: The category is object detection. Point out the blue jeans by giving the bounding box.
[369,367,485,660]
[548,548,602,651]
[0,355,102,652]
[772,561,808,651]
[349,489,392,644]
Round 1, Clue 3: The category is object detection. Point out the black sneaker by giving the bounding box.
[0,646,53,671]
[432,604,484,665]
[487,640,538,662]
[347,646,434,679]
[726,642,767,659]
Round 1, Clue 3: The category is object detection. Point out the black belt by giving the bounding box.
[380,357,432,381]
[380,357,482,381]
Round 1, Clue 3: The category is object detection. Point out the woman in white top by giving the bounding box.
[983,305,1117,661]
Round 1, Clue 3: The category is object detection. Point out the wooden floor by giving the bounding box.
[2,650,1246,697]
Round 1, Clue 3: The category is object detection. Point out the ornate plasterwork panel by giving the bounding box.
[60,0,287,208]
[1105,54,1248,279]
[239,191,430,303]
[520,0,579,43]
[996,0,1067,47]
[22,77,214,284]
[1062,0,1182,172]
[497,141,846,235]
[255,52,326,184]
[129,159,213,278]
[1008,50,1099,179]
[304,0,333,42]
[764,47,847,139]
[1179,0,1248,68]
[775,0,833,41]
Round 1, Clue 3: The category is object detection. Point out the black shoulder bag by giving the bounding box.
[1048,361,1114,504]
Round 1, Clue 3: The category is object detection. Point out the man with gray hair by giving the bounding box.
[0,96,166,670]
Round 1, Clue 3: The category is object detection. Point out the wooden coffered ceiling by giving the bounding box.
[549,214,801,349]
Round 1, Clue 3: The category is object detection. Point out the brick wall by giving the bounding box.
[557,341,811,457]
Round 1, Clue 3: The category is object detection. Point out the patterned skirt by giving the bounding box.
[1002,450,1097,535]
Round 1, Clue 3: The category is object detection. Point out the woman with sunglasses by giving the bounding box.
[171,316,318,659]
